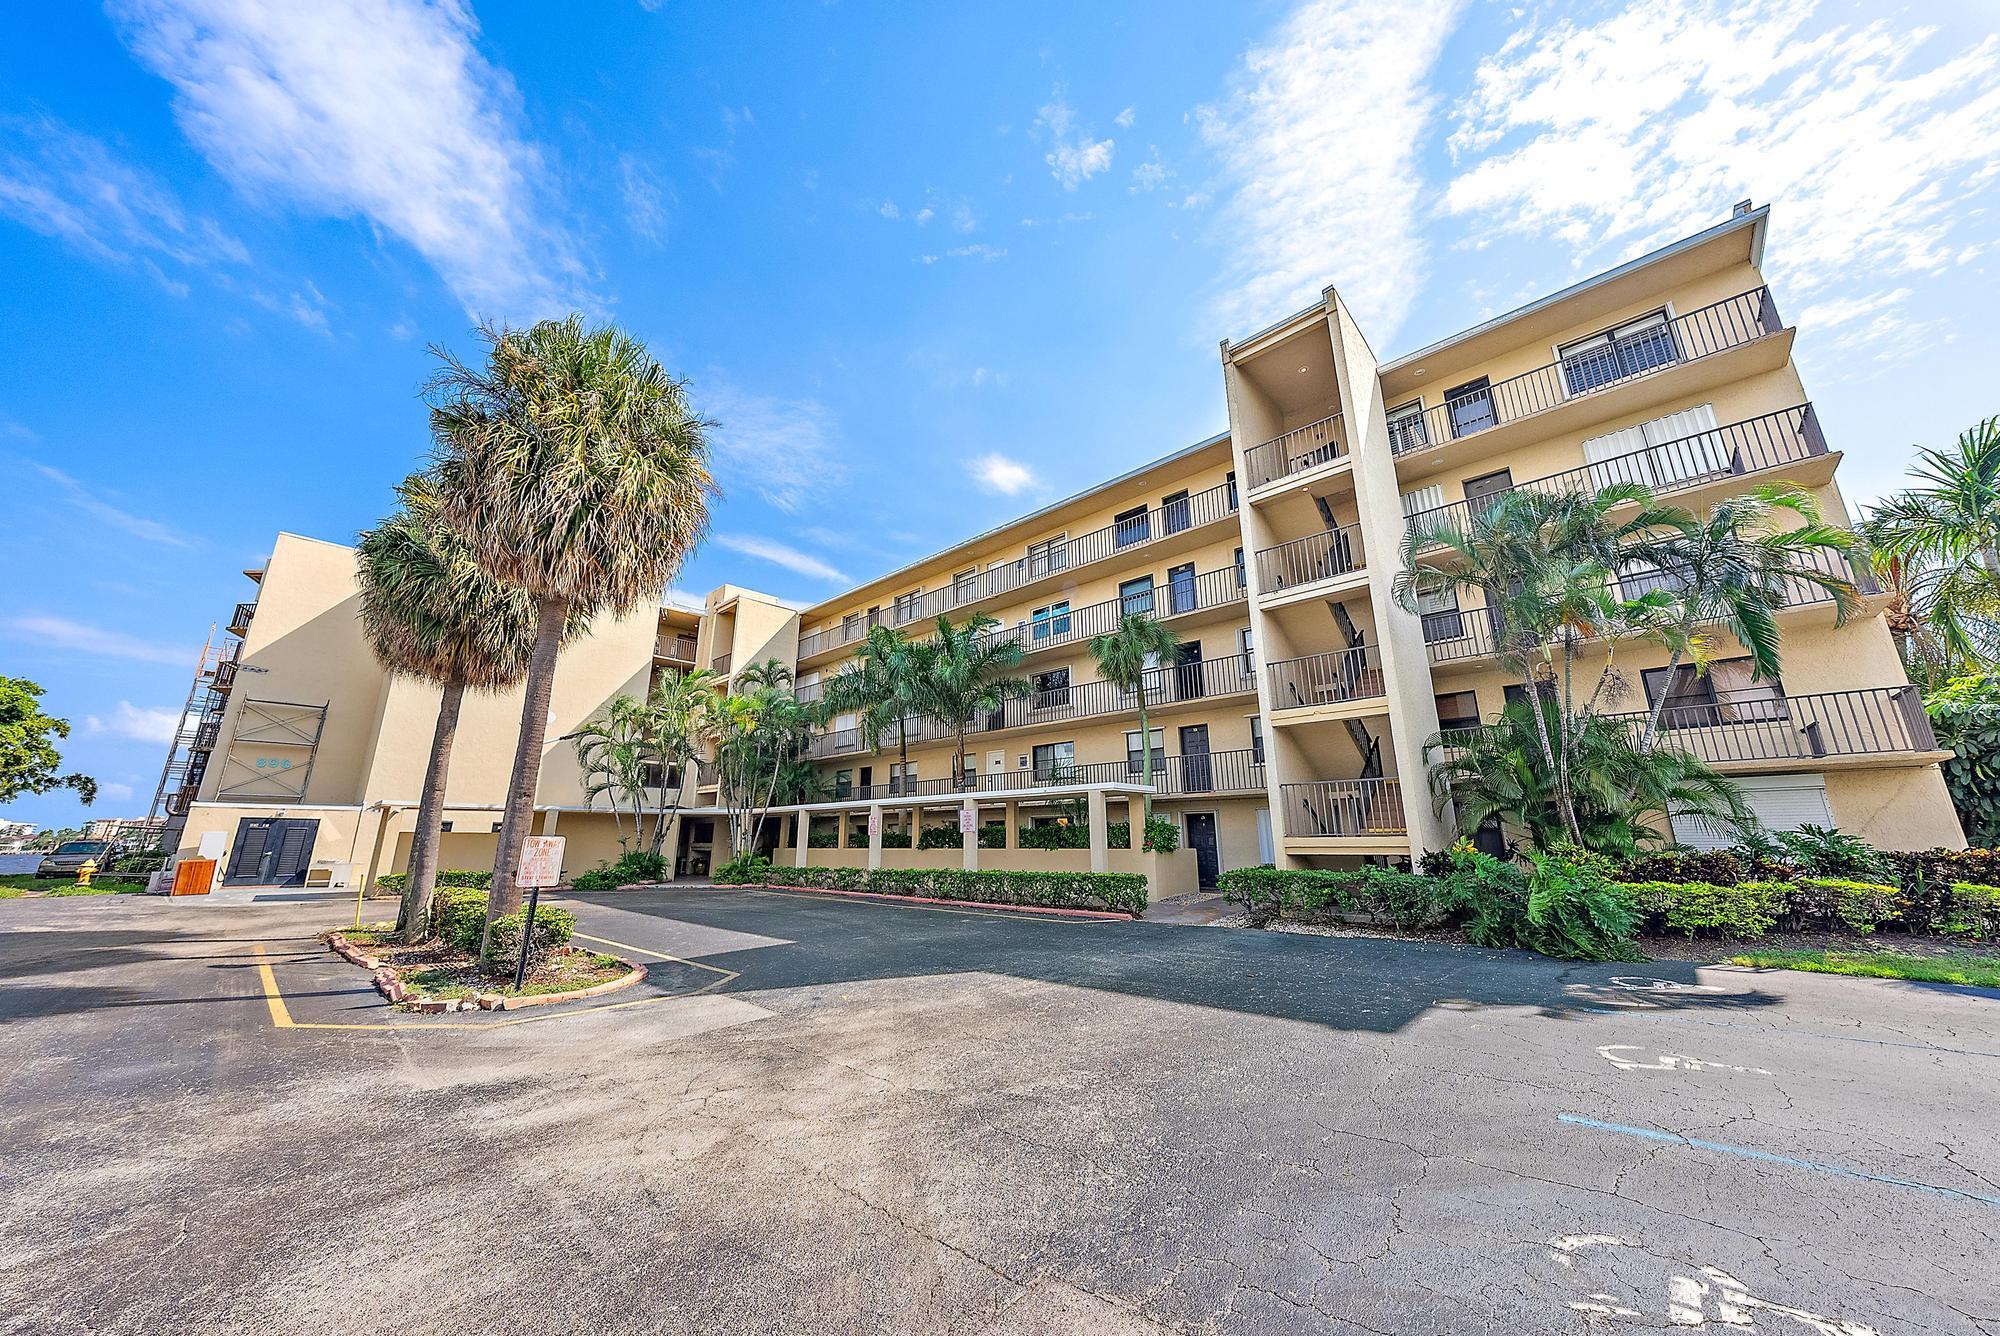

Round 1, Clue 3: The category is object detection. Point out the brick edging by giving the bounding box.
[722,882,1137,920]
[323,931,646,1014]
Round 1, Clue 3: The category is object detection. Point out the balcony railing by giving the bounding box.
[1280,777,1407,838]
[711,652,732,677]
[1389,288,1784,458]
[794,678,823,705]
[656,633,698,663]
[228,601,256,635]
[1404,404,1828,548]
[796,478,1239,659]
[830,748,1268,803]
[1423,547,1876,665]
[1266,644,1388,713]
[1243,412,1348,490]
[987,564,1247,657]
[1602,686,1936,765]
[193,721,220,752]
[809,649,1258,760]
[1256,523,1366,595]
[212,660,239,691]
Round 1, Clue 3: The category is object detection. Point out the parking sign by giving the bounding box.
[517,835,565,888]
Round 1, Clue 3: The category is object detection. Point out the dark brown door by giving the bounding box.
[1179,724,1211,794]
[1184,813,1220,889]
[1461,467,1514,516]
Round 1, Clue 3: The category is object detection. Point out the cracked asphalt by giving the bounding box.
[2,885,1995,1334]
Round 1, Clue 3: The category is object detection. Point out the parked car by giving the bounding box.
[36,839,121,878]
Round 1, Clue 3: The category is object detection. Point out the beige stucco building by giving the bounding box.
[158,203,1961,896]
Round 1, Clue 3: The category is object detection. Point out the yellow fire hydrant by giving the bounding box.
[76,858,97,888]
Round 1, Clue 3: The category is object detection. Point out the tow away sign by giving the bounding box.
[517,835,565,888]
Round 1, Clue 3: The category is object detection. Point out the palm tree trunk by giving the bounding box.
[397,676,464,944]
[1136,682,1153,827]
[483,595,567,961]
[1638,645,1684,756]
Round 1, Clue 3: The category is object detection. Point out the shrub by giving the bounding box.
[112,851,169,874]
[484,903,577,971]
[1019,822,1089,850]
[429,884,491,952]
[1943,848,2000,885]
[806,827,837,848]
[1945,882,2000,939]
[1417,848,1456,879]
[880,830,913,848]
[1523,853,1640,961]
[916,825,962,850]
[569,850,667,893]
[742,865,1148,914]
[1788,877,1901,933]
[1622,880,1785,939]
[374,868,491,896]
[1616,849,1746,887]
[978,823,1006,849]
[1435,846,1533,949]
[713,854,773,884]
[1142,816,1179,853]
[1775,825,1892,882]
[1214,866,1447,930]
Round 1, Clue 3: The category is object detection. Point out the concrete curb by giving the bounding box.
[473,960,647,1011]
[721,882,1137,920]
[323,931,643,1014]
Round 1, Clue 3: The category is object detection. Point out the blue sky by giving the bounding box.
[5,0,1999,830]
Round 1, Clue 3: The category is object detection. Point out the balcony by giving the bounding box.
[711,652,732,677]
[1280,777,1407,838]
[833,748,1267,802]
[212,659,239,691]
[228,601,256,636]
[656,633,698,665]
[809,650,1258,760]
[1265,644,1388,715]
[1404,404,1829,550]
[1390,288,1786,463]
[1243,412,1348,491]
[795,478,1240,661]
[1602,686,1939,769]
[1255,523,1366,598]
[193,720,220,752]
[1424,547,1877,667]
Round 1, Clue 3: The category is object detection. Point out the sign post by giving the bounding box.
[512,835,565,991]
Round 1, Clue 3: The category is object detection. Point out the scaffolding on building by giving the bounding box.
[137,627,238,851]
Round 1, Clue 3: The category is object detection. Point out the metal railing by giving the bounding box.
[1602,686,1936,765]
[1389,288,1785,457]
[808,649,1258,759]
[212,660,239,690]
[1423,547,1876,665]
[794,678,824,705]
[1256,523,1366,595]
[228,601,256,635]
[989,564,1247,656]
[1266,644,1388,712]
[711,652,732,677]
[1280,778,1407,837]
[1243,412,1348,490]
[656,633,699,662]
[1404,404,1828,548]
[796,478,1240,659]
[829,748,1268,803]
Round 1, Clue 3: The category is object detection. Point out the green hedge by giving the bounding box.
[429,884,491,952]
[1619,880,1787,939]
[568,850,666,893]
[714,862,1148,915]
[1947,882,2000,938]
[375,868,492,896]
[1216,866,1445,929]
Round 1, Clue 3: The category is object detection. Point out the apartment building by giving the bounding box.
[159,202,1961,893]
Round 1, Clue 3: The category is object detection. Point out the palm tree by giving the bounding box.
[572,694,652,852]
[821,625,927,781]
[1863,416,2000,674]
[355,474,542,942]
[705,669,816,860]
[428,316,716,955]
[641,667,717,858]
[914,614,1030,791]
[1629,483,1861,754]
[1088,612,1181,824]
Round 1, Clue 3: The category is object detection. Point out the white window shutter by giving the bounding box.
[1671,774,1832,849]
[1582,423,1653,488]
[1642,403,1726,483]
[1401,484,1444,516]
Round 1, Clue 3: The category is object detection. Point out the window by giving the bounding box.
[1559,309,1678,396]
[1672,774,1831,850]
[1032,741,1076,782]
[834,770,854,799]
[1119,576,1156,616]
[1583,404,1727,490]
[1114,504,1150,548]
[951,568,980,603]
[1032,667,1071,709]
[1126,728,1165,775]
[1225,470,1238,510]
[1239,626,1255,676]
[1417,586,1463,642]
[1642,658,1787,728]
[1233,546,1247,589]
[1167,563,1197,614]
[1387,400,1429,454]
[1443,377,1496,439]
[892,589,924,621]
[1026,535,1068,578]
[841,612,862,638]
[1161,489,1191,535]
[1031,601,1071,641]
[888,760,917,796]
[1400,483,1444,517]
[1249,714,1265,764]
[1434,691,1480,733]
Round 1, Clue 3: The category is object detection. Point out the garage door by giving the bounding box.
[1671,773,1832,850]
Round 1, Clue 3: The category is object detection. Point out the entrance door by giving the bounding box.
[1184,812,1220,889]
[1461,467,1514,517]
[1179,724,1212,794]
[226,817,319,886]
[1167,561,1197,615]
[1175,641,1204,700]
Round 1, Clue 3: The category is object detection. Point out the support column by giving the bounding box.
[1087,789,1109,874]
[794,811,810,868]
[961,798,979,871]
[836,812,849,850]
[867,804,883,871]
[539,808,560,835]
[1004,801,1018,850]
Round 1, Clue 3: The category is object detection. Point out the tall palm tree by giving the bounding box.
[355,474,542,942]
[704,671,816,859]
[428,316,716,955]
[821,625,926,781]
[915,614,1030,791]
[572,694,652,852]
[1629,483,1861,754]
[1088,612,1181,824]
[641,667,717,858]
[1863,416,2000,673]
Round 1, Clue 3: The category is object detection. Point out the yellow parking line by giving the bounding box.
[249,941,740,1032]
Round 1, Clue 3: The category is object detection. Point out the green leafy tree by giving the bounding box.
[428,316,716,958]
[705,659,818,859]
[641,667,718,857]
[914,614,1030,791]
[1862,416,2000,674]
[1926,674,2000,846]
[357,474,545,941]
[820,625,928,779]
[573,694,653,854]
[0,676,95,808]
[1088,612,1181,823]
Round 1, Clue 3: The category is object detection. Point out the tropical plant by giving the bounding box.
[573,694,654,854]
[0,676,95,807]
[428,316,716,958]
[1628,484,1861,754]
[1426,697,1754,858]
[1088,612,1182,822]
[573,669,716,860]
[820,624,928,776]
[355,474,546,942]
[640,667,718,856]
[706,660,819,859]
[914,613,1030,790]
[1862,416,2000,675]
[1926,674,2000,846]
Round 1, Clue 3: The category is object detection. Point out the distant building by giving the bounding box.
[84,818,153,845]
[0,820,36,853]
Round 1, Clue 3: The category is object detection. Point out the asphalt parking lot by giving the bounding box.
[1,885,1995,1334]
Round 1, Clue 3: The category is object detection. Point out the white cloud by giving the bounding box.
[621,154,672,244]
[1130,149,1172,193]
[86,702,180,745]
[966,453,1037,496]
[109,0,585,320]
[1035,88,1116,190]
[877,199,900,219]
[4,614,192,666]
[0,112,248,284]
[23,462,197,547]
[713,534,851,585]
[1114,106,1136,128]
[99,781,137,803]
[702,383,844,513]
[1442,2,2000,328]
[1197,0,1466,341]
